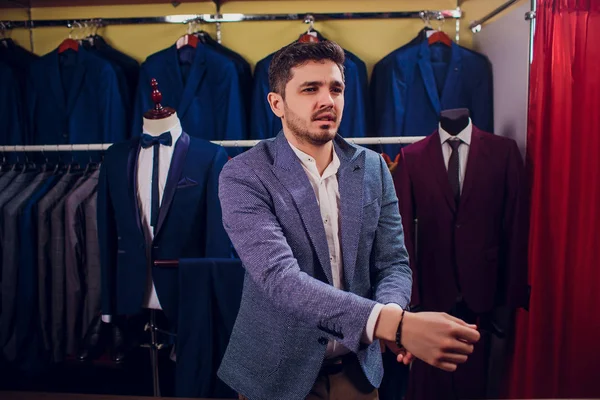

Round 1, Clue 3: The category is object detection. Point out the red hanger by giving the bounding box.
[58,38,79,53]
[298,32,319,43]
[176,33,198,49]
[428,30,452,46]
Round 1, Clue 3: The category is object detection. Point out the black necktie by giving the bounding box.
[447,139,461,204]
[140,132,173,228]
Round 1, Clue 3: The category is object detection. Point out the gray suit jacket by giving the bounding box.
[1,171,51,360]
[0,170,18,193]
[37,171,82,354]
[217,132,412,400]
[82,190,101,340]
[65,169,99,355]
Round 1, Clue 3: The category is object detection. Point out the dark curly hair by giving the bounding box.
[268,41,345,98]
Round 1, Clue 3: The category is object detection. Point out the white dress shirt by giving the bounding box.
[288,142,388,358]
[439,120,472,192]
[137,125,183,310]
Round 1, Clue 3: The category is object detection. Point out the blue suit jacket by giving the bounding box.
[97,132,232,326]
[0,62,23,145]
[217,132,412,400]
[249,48,368,141]
[132,44,247,155]
[27,47,127,146]
[371,39,494,158]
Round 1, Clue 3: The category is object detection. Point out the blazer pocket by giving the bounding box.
[176,177,198,189]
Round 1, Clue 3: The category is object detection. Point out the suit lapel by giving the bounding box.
[272,133,333,285]
[127,140,144,238]
[335,137,363,291]
[154,132,190,238]
[49,50,67,114]
[418,41,442,116]
[459,127,485,209]
[165,45,185,114]
[65,48,86,116]
[178,46,207,119]
[439,42,462,110]
[426,132,457,213]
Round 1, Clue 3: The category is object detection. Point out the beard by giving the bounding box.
[283,103,339,146]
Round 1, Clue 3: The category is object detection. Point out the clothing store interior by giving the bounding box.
[0,0,598,399]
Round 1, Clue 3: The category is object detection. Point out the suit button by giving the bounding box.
[318,337,328,346]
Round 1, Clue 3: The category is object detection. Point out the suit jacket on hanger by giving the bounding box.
[0,62,23,145]
[393,126,528,314]
[371,36,494,159]
[27,47,127,147]
[97,132,232,327]
[132,45,247,155]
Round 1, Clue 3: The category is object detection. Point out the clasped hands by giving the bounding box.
[375,305,480,372]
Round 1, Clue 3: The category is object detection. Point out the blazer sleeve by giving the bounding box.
[394,149,420,307]
[249,58,274,140]
[204,146,232,258]
[471,59,494,133]
[97,159,118,315]
[503,141,529,309]
[369,155,412,308]
[218,159,377,352]
[215,60,247,144]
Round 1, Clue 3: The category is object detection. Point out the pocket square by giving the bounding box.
[177,176,198,188]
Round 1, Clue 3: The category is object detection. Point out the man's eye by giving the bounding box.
[303,87,316,92]
[332,87,343,94]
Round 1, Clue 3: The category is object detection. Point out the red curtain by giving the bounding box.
[508,0,600,397]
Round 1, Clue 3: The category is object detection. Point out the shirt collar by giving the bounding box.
[439,119,472,146]
[288,141,340,180]
[142,123,183,145]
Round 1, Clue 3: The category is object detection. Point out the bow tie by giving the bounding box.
[140,131,173,149]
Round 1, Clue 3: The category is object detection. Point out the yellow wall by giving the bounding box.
[1,0,529,77]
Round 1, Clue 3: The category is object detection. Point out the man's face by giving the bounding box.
[269,60,345,146]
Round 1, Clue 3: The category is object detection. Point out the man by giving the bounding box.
[217,41,480,400]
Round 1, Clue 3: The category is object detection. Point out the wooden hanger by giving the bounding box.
[176,21,199,49]
[427,14,452,46]
[298,15,319,43]
[58,22,81,53]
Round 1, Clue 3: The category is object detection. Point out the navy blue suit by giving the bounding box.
[176,258,244,399]
[250,45,368,140]
[27,47,127,146]
[97,132,232,326]
[371,38,493,158]
[132,45,247,155]
[0,61,22,145]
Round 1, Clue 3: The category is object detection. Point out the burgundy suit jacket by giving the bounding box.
[393,126,529,314]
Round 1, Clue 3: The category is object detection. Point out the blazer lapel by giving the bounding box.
[165,45,185,113]
[127,140,144,237]
[439,42,462,110]
[178,46,207,119]
[335,137,364,291]
[154,132,190,237]
[272,133,333,285]
[459,127,485,209]
[65,48,86,116]
[418,41,442,116]
[426,132,457,213]
[49,50,67,114]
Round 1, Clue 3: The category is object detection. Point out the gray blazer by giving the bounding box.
[217,132,412,400]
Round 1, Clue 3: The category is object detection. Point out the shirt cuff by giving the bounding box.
[362,303,403,344]
[101,314,112,323]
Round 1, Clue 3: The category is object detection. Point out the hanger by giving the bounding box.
[0,22,10,48]
[190,18,210,44]
[66,144,80,172]
[427,12,452,46]
[176,21,199,49]
[298,15,319,43]
[58,21,81,53]
[82,143,99,174]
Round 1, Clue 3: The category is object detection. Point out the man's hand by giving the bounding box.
[374,305,480,372]
[381,340,415,365]
[401,312,480,371]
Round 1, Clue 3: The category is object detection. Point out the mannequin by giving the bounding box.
[439,108,470,135]
[143,112,181,136]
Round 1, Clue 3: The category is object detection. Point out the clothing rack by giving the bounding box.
[469,0,534,32]
[0,137,425,152]
[1,10,461,29]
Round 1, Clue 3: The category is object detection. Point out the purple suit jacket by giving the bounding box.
[393,126,529,314]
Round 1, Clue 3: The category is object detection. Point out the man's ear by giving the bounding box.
[267,92,285,118]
